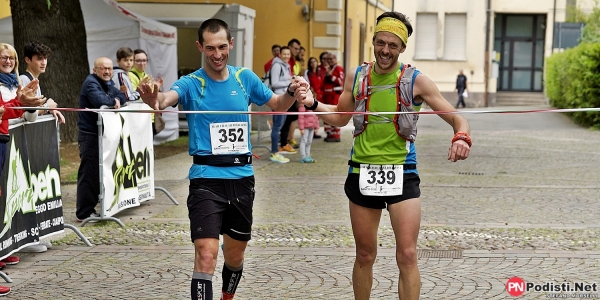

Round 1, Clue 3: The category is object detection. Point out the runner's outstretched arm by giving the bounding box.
[265,76,309,112]
[413,73,471,162]
[137,83,179,110]
[309,67,357,127]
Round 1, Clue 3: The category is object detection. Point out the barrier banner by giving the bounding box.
[100,103,155,217]
[0,118,63,259]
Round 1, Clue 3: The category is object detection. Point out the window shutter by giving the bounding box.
[414,13,437,60]
[443,14,467,60]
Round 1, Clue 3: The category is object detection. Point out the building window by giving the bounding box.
[414,13,437,60]
[443,13,467,60]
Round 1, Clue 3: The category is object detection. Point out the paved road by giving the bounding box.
[4,106,600,299]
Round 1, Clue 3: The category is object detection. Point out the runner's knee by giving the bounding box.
[355,246,377,265]
[395,246,418,266]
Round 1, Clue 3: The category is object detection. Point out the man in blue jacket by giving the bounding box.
[76,57,127,222]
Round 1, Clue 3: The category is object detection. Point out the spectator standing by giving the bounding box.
[76,57,127,222]
[317,51,329,78]
[0,43,38,123]
[17,41,65,254]
[297,104,318,163]
[263,44,281,75]
[284,39,303,148]
[268,46,294,162]
[303,57,324,104]
[455,69,468,108]
[0,47,46,296]
[297,46,306,73]
[128,49,163,135]
[0,80,44,298]
[19,41,65,125]
[287,39,302,76]
[137,18,305,300]
[322,53,344,142]
[112,47,140,101]
[128,49,162,90]
[304,57,324,139]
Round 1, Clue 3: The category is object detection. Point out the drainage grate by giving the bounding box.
[458,172,485,176]
[417,249,463,259]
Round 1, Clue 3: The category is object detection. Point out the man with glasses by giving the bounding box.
[76,57,127,222]
[129,49,163,90]
[129,49,164,135]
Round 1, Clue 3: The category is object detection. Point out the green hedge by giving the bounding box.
[546,43,600,129]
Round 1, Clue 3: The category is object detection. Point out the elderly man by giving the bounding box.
[76,57,126,222]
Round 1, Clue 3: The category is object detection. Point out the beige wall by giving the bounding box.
[119,0,391,77]
[119,0,598,104]
[122,0,312,77]
[393,0,600,106]
[0,0,9,19]
[397,0,487,101]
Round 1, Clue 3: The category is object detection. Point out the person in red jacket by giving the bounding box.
[303,57,324,139]
[262,44,281,75]
[322,53,344,142]
[317,51,329,79]
[0,79,45,161]
[0,79,45,297]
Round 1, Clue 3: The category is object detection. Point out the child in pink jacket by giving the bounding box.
[297,104,319,163]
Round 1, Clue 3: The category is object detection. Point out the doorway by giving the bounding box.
[494,14,546,91]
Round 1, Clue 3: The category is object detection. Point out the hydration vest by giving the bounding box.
[352,62,419,141]
[189,67,250,103]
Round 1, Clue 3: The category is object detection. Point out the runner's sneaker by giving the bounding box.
[77,212,101,223]
[0,256,18,265]
[278,144,297,154]
[0,285,10,296]
[270,153,290,163]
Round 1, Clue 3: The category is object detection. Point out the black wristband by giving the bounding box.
[286,83,295,97]
[304,99,318,111]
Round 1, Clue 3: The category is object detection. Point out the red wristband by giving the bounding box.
[452,131,472,147]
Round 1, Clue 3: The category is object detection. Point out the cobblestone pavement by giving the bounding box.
[3,106,600,299]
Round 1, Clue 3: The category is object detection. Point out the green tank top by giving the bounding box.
[350,64,421,173]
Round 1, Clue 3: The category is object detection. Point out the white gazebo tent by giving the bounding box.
[0,0,180,143]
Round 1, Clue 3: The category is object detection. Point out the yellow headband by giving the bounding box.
[374,17,408,46]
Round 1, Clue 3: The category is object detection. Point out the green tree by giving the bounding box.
[11,0,89,142]
[581,7,600,43]
[565,0,600,44]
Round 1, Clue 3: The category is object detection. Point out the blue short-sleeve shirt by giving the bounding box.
[171,65,273,179]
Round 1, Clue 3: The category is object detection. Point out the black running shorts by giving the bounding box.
[187,176,255,242]
[344,172,421,209]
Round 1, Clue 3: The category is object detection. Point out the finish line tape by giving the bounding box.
[10,106,600,116]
